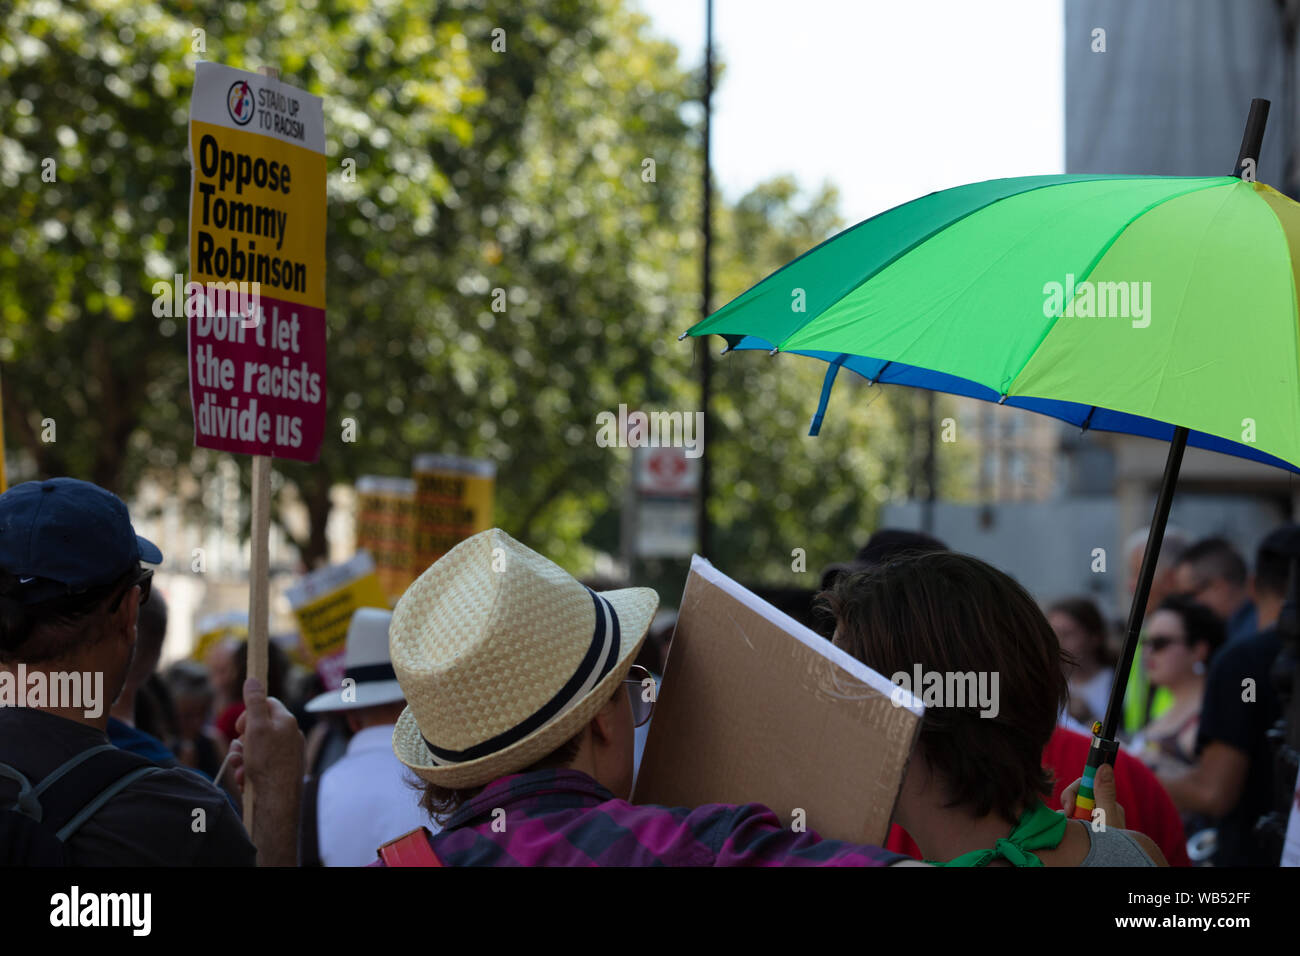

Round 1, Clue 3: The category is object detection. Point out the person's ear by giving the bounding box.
[589,690,623,745]
[115,586,141,646]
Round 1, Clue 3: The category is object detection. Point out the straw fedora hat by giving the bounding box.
[390,528,658,788]
[303,608,405,713]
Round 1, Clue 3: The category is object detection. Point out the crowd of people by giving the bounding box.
[0,475,1296,867]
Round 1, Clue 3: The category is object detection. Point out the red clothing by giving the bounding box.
[215,701,246,743]
[885,726,1191,866]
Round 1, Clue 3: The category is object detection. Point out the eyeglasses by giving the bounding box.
[1145,635,1185,653]
[623,664,656,728]
[108,568,153,613]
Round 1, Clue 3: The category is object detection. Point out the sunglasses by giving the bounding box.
[108,568,154,613]
[623,664,657,728]
[1145,635,1185,653]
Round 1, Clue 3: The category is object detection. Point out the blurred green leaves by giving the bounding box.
[0,0,943,584]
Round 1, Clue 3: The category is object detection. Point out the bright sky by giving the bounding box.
[636,0,1065,225]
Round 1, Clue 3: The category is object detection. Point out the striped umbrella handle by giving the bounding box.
[1071,723,1119,821]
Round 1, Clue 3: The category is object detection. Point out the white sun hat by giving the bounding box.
[389,528,658,788]
[304,607,406,712]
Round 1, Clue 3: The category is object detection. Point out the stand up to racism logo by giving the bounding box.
[227,80,254,126]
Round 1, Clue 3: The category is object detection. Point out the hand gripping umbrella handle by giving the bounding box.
[1070,723,1120,821]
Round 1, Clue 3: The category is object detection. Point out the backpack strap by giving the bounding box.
[7,744,166,841]
[0,763,41,820]
[377,827,442,867]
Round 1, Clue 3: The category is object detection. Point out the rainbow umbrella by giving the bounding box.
[683,100,1292,819]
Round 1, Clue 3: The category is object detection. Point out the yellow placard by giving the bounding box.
[291,572,387,661]
[188,118,326,310]
[413,455,496,571]
[191,622,248,662]
[356,477,417,605]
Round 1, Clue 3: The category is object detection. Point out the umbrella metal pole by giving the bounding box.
[696,0,714,560]
[1104,426,1187,742]
[1072,98,1271,822]
[1070,426,1187,822]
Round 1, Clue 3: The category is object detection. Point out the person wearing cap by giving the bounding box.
[1160,524,1300,866]
[375,528,918,867]
[0,477,301,865]
[300,607,429,866]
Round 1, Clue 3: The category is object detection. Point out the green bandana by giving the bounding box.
[924,800,1068,867]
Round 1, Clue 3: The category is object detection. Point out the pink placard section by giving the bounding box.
[188,288,326,462]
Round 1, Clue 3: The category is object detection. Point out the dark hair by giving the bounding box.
[821,551,1067,822]
[819,529,948,592]
[125,588,168,689]
[166,660,215,702]
[1255,525,1300,599]
[853,529,948,567]
[232,638,289,700]
[1046,596,1112,668]
[1153,594,1225,659]
[414,730,585,826]
[1179,536,1248,588]
[0,565,141,665]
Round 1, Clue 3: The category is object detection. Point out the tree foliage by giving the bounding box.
[1,0,946,585]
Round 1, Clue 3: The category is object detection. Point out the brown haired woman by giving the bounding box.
[823,551,1167,867]
[1047,596,1115,728]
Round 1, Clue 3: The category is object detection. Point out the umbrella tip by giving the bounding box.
[720,344,731,355]
[997,393,1009,405]
[677,331,689,341]
[768,347,779,357]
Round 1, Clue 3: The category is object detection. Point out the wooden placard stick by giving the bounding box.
[243,64,279,835]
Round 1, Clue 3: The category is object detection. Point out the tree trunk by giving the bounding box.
[302,473,333,569]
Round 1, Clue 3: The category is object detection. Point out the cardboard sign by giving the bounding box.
[632,556,923,846]
[186,62,326,462]
[284,552,387,665]
[412,454,495,572]
[355,476,417,605]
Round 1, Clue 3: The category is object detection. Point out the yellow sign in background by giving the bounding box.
[188,119,326,310]
[356,476,417,605]
[413,455,496,572]
[291,572,387,661]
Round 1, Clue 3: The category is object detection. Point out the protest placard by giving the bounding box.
[632,556,923,845]
[412,454,496,572]
[186,61,326,463]
[355,476,417,605]
[190,610,249,663]
[185,61,326,830]
[285,552,388,689]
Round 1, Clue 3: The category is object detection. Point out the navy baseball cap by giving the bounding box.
[0,478,163,605]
